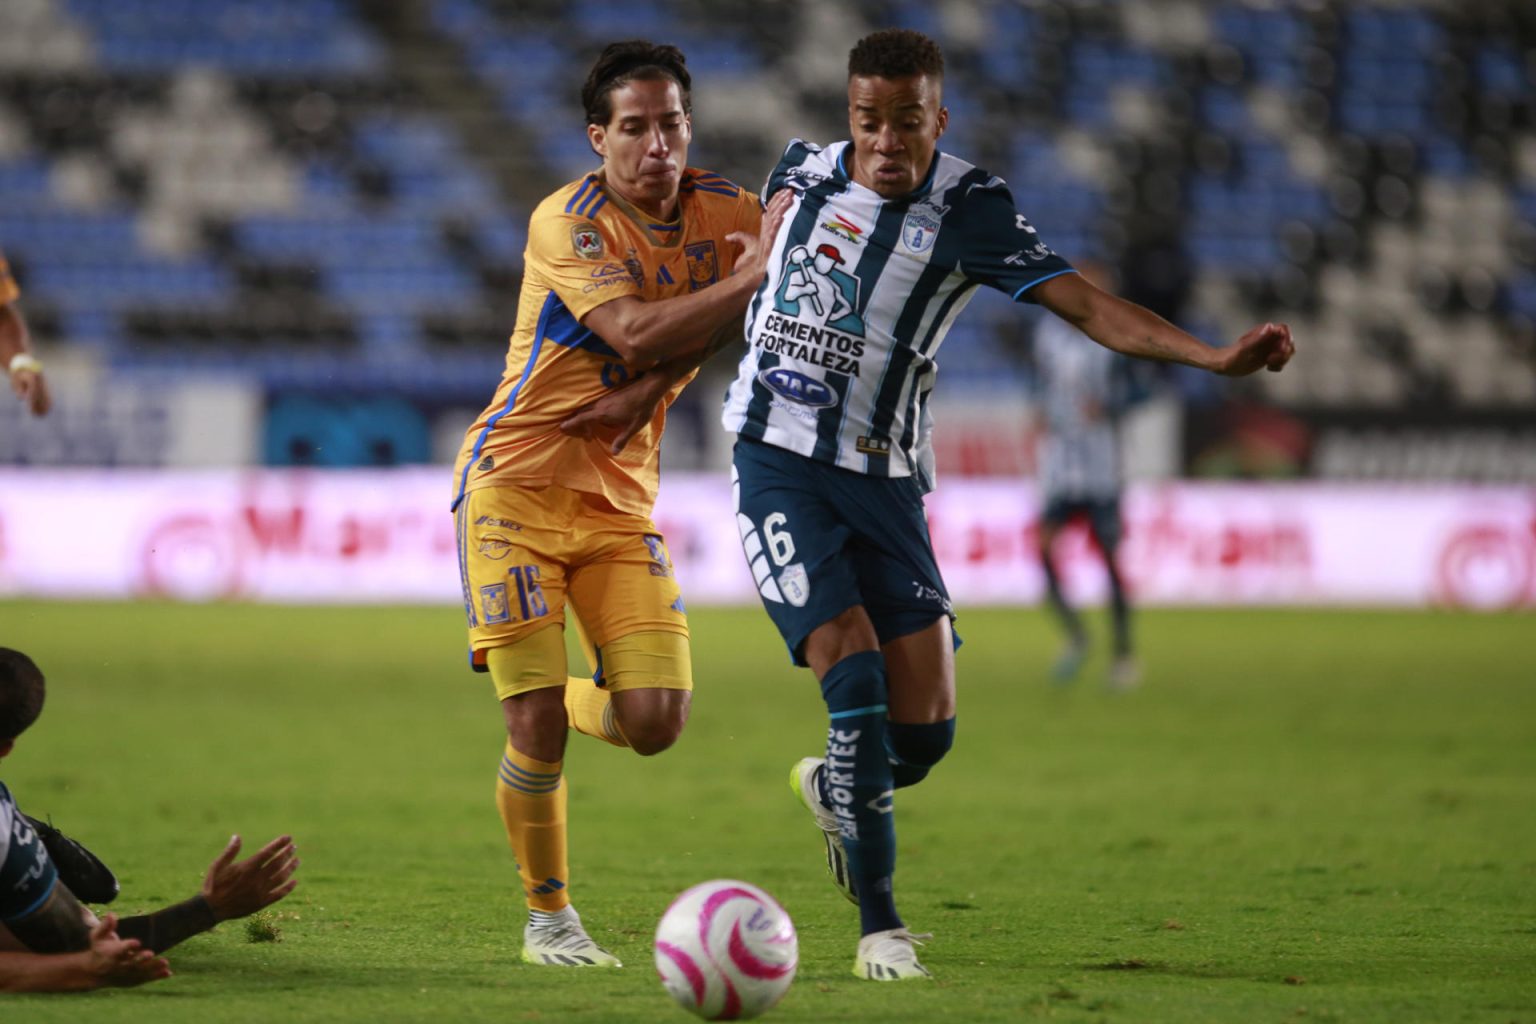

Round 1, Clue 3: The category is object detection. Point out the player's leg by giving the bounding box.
[561,611,630,748]
[881,616,957,791]
[565,514,693,757]
[733,444,869,908]
[832,471,965,979]
[457,486,618,967]
[732,439,930,979]
[1090,500,1138,690]
[1039,502,1087,681]
[802,607,917,967]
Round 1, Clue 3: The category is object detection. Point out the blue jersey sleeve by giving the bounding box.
[0,784,59,924]
[956,178,1075,302]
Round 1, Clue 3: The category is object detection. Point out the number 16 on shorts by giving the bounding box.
[481,564,550,624]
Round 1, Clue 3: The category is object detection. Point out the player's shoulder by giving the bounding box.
[932,152,1013,206]
[766,139,839,198]
[533,173,609,224]
[681,167,747,200]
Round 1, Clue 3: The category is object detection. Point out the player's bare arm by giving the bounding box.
[4,878,96,954]
[115,834,299,953]
[0,913,171,992]
[1033,271,1294,376]
[560,319,747,453]
[579,189,791,368]
[1,302,51,417]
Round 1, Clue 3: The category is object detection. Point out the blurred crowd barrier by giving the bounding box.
[2,471,1531,609]
[2,0,1534,480]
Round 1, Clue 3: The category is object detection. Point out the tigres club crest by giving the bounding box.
[684,241,718,292]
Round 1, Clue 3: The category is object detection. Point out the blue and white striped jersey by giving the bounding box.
[722,139,1074,488]
[1,781,58,926]
[1033,313,1126,502]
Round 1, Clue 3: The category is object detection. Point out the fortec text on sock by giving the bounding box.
[826,728,860,840]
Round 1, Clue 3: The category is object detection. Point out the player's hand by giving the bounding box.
[560,373,669,454]
[1216,322,1295,376]
[10,366,50,416]
[201,834,299,922]
[87,912,172,988]
[726,188,793,282]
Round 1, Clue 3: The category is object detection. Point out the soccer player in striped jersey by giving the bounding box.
[719,29,1295,980]
[1,649,298,992]
[451,41,788,969]
[0,248,52,418]
[1032,262,1141,690]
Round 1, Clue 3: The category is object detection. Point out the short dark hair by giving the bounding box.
[581,40,692,127]
[0,648,45,742]
[848,29,945,80]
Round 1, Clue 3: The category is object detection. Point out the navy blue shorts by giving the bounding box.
[732,438,954,666]
[1042,496,1123,550]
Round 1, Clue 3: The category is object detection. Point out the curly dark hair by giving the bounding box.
[0,648,45,742]
[581,40,692,127]
[848,28,945,80]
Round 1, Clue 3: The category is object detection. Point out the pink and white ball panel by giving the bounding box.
[654,880,799,1021]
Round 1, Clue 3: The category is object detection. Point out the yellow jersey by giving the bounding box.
[452,168,760,516]
[0,249,18,307]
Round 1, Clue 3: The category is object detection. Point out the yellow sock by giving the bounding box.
[563,678,629,747]
[495,741,570,912]
[562,611,628,747]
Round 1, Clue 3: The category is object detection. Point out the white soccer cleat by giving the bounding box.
[521,906,622,967]
[1107,655,1141,692]
[854,927,933,981]
[790,756,857,904]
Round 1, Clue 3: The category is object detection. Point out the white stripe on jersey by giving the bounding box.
[722,139,1073,489]
[0,785,12,865]
[1034,314,1123,501]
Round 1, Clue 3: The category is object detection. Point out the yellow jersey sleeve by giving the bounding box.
[525,197,643,324]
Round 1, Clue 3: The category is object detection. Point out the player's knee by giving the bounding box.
[615,702,688,756]
[886,718,955,787]
[624,720,682,756]
[818,650,887,713]
[602,630,693,755]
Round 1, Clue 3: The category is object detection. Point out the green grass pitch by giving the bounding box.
[2,600,1533,1022]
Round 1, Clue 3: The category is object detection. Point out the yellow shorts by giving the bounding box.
[455,483,690,678]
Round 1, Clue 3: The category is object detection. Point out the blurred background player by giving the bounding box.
[717,29,1293,980]
[1032,259,1141,690]
[0,648,299,993]
[450,40,786,968]
[0,247,51,418]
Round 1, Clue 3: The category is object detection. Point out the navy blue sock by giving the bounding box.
[819,650,902,935]
[886,717,956,789]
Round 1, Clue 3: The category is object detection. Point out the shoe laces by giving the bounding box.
[865,928,932,961]
[529,920,604,952]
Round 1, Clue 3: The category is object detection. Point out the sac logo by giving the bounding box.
[758,368,837,408]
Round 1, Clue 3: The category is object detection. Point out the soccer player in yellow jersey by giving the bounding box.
[0,248,51,418]
[450,41,790,968]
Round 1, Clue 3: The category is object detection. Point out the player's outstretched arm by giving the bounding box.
[0,913,172,992]
[1033,271,1294,376]
[581,189,792,368]
[115,834,299,954]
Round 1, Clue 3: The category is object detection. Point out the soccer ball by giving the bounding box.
[654,880,798,1020]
